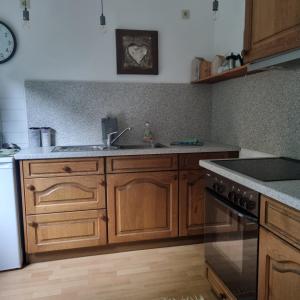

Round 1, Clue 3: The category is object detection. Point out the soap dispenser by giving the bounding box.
[143,122,154,144]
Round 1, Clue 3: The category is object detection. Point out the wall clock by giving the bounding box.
[0,21,17,64]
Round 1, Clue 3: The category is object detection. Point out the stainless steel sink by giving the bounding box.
[52,143,168,153]
[52,145,105,152]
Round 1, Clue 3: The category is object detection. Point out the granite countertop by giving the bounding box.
[14,142,240,160]
[200,160,300,211]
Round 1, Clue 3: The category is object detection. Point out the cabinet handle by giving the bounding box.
[219,293,227,300]
[174,175,178,180]
[101,215,108,222]
[27,185,35,191]
[100,180,106,186]
[182,174,187,180]
[63,166,72,173]
[28,222,38,228]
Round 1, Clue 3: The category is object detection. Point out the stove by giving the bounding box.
[213,157,300,182]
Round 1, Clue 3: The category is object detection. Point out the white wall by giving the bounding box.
[0,0,214,148]
[213,0,245,56]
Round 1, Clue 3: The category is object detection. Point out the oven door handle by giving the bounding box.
[206,188,258,223]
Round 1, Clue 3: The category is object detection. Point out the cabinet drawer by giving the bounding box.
[24,175,106,215]
[106,155,178,173]
[260,196,300,249]
[23,158,104,178]
[26,210,107,253]
[179,152,239,170]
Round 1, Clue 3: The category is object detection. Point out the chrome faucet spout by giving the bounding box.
[109,127,133,146]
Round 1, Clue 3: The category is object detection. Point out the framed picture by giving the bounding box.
[116,29,158,75]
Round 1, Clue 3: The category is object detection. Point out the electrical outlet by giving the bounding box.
[20,0,30,9]
[181,9,190,20]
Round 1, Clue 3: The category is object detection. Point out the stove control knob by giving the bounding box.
[218,184,225,194]
[213,183,225,194]
[246,200,256,210]
[239,197,247,208]
[228,191,236,202]
[236,193,242,204]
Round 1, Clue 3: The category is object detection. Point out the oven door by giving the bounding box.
[204,188,258,300]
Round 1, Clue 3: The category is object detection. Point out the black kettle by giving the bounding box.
[226,53,243,69]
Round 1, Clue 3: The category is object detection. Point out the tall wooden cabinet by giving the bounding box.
[258,196,300,300]
[244,0,300,63]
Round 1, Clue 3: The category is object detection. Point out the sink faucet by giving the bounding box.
[106,127,133,148]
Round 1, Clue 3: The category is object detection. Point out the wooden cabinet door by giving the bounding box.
[107,171,178,243]
[179,170,206,236]
[179,170,238,237]
[24,175,106,214]
[26,210,107,253]
[244,0,300,63]
[258,228,300,300]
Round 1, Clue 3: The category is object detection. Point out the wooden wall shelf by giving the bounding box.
[191,65,248,84]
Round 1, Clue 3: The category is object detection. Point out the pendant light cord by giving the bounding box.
[101,0,104,15]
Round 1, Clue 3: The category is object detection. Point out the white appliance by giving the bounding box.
[0,156,23,271]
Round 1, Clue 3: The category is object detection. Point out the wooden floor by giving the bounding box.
[0,244,216,300]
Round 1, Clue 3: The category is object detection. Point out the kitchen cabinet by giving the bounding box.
[107,171,178,243]
[21,159,107,254]
[244,0,300,63]
[20,151,239,258]
[179,170,206,236]
[258,196,300,300]
[179,152,239,237]
[258,228,300,300]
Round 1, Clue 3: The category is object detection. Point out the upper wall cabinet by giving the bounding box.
[244,0,300,63]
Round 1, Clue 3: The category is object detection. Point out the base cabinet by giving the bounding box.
[258,228,300,300]
[107,171,179,243]
[179,170,206,236]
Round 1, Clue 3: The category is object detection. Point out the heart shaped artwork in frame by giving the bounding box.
[127,44,148,65]
[116,29,158,75]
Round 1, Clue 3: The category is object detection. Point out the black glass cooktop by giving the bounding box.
[213,157,300,182]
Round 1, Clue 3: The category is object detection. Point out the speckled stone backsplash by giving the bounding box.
[211,67,300,160]
[25,81,211,146]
